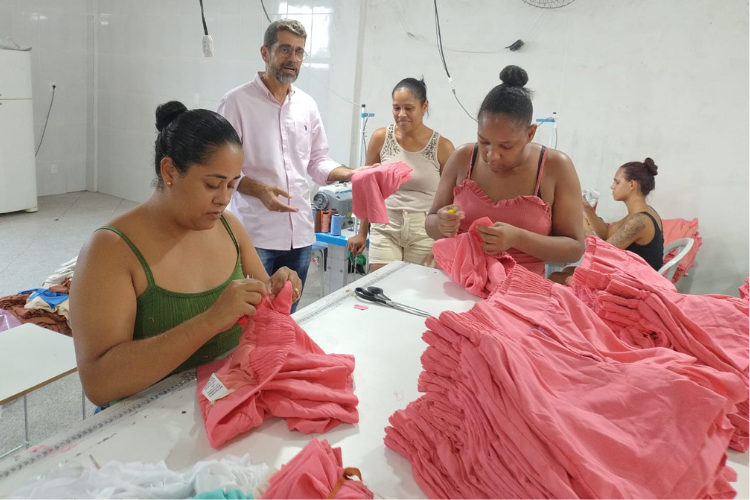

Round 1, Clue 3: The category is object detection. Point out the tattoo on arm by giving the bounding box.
[607,214,647,249]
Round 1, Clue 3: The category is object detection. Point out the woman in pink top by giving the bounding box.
[425,66,585,276]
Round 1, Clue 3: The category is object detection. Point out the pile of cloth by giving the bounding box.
[0,279,71,335]
[568,237,749,452]
[11,454,269,499]
[662,217,702,282]
[259,438,373,499]
[0,257,77,335]
[388,231,746,498]
[197,283,359,449]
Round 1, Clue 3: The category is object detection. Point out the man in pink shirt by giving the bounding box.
[218,20,354,312]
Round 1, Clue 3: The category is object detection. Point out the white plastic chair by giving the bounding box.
[659,237,694,282]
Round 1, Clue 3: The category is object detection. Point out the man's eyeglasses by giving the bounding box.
[275,44,307,60]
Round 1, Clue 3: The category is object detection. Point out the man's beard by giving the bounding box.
[271,63,299,85]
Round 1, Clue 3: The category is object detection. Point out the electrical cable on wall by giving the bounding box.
[433,0,476,122]
[259,0,272,23]
[35,85,56,157]
[302,63,363,107]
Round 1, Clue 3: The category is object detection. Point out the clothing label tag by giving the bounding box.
[202,373,233,403]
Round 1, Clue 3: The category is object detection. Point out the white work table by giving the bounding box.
[0,262,747,498]
[0,323,79,460]
[0,323,77,406]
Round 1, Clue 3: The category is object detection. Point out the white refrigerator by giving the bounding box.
[0,50,38,214]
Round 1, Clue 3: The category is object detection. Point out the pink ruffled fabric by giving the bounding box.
[197,283,359,448]
[260,438,374,499]
[432,217,515,298]
[351,161,412,224]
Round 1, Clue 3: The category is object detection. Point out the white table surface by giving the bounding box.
[0,263,746,498]
[0,323,77,406]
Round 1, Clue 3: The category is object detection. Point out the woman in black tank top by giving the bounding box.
[582,158,664,271]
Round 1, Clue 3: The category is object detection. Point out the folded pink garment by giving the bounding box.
[579,236,677,293]
[197,283,359,448]
[662,218,702,282]
[740,278,749,300]
[571,241,750,452]
[432,217,515,298]
[260,438,374,499]
[351,161,412,224]
[386,265,740,499]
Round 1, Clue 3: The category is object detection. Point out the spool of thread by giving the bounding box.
[330,214,342,236]
[314,209,322,233]
[321,210,332,233]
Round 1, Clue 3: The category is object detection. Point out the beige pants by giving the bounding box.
[369,210,435,266]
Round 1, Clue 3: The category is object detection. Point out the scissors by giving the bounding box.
[354,286,431,318]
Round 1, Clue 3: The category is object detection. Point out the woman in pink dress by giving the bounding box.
[425,65,585,276]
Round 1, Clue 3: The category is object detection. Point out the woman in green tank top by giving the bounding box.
[70,101,302,407]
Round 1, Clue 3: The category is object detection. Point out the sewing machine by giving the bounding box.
[312,182,354,229]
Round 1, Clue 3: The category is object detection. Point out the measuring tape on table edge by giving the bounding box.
[0,371,196,480]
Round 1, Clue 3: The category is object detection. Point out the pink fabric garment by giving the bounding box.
[432,216,515,298]
[452,145,552,276]
[260,438,373,499]
[662,217,702,282]
[351,161,412,224]
[197,283,359,449]
[578,236,677,293]
[571,242,750,451]
[740,278,749,300]
[385,265,741,499]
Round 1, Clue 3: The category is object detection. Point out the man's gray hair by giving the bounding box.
[263,19,307,47]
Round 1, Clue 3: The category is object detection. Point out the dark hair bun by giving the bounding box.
[499,65,528,88]
[643,157,658,176]
[418,77,427,89]
[156,101,188,132]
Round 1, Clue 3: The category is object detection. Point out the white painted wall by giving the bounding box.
[0,0,89,196]
[92,0,362,203]
[358,0,749,295]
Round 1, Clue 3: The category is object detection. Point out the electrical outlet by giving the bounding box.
[49,81,56,91]
[50,163,58,174]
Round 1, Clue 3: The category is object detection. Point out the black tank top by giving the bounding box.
[626,211,664,271]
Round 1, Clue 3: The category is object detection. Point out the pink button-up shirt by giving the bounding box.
[218,73,339,250]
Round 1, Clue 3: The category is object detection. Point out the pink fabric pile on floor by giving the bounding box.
[197,283,359,449]
[432,217,515,298]
[570,238,750,452]
[260,438,373,499]
[385,265,742,498]
[662,217,702,282]
[351,161,412,224]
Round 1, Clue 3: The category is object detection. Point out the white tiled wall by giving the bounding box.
[0,0,89,196]
[93,0,362,203]
[359,0,748,295]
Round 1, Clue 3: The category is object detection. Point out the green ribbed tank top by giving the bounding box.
[98,215,244,374]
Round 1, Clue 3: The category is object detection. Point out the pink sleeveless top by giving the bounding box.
[453,144,552,276]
